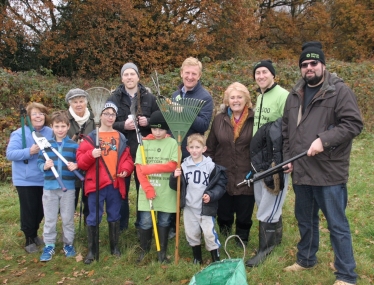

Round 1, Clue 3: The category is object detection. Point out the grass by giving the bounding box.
[0,134,373,285]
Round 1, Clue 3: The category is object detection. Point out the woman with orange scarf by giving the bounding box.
[206,82,255,247]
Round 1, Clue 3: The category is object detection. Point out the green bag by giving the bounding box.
[189,235,248,285]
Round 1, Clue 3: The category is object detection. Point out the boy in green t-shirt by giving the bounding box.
[135,110,178,263]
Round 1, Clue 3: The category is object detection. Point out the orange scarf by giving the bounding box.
[230,107,249,142]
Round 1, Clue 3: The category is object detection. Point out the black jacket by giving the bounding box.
[169,164,227,216]
[108,83,159,160]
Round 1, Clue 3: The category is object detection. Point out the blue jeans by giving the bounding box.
[293,184,357,284]
[139,211,172,230]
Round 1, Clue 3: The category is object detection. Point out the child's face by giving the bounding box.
[186,140,207,161]
[151,128,167,140]
[100,108,117,128]
[52,121,70,141]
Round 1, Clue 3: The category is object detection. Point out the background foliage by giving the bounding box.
[1,58,373,181]
[1,0,374,78]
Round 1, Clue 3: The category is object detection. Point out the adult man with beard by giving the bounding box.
[108,63,159,232]
[282,41,362,285]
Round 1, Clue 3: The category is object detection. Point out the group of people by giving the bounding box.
[6,41,362,285]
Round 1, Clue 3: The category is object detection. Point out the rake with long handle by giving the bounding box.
[130,100,161,255]
[156,97,205,264]
[85,87,112,262]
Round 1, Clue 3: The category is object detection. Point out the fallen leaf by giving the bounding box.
[329,262,336,272]
[180,279,189,284]
[33,258,38,263]
[87,270,95,277]
[75,253,83,262]
[145,275,151,280]
[3,279,8,284]
[124,281,134,285]
[161,265,168,269]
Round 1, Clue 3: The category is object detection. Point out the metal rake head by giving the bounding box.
[156,97,205,143]
[85,87,111,124]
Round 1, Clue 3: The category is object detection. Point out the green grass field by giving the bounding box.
[0,133,373,285]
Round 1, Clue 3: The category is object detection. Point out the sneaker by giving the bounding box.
[33,236,45,247]
[63,244,76,257]
[25,243,38,254]
[283,262,314,272]
[40,246,55,262]
[333,281,356,285]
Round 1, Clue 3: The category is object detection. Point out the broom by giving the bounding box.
[85,87,111,262]
[156,97,205,264]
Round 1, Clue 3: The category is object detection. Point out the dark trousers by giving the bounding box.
[120,170,140,230]
[86,184,122,226]
[16,186,44,241]
[217,192,255,230]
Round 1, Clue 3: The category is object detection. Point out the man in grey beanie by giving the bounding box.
[108,62,159,232]
[282,41,362,285]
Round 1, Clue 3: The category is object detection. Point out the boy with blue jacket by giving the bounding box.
[37,111,78,261]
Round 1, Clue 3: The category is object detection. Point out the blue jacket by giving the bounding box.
[172,81,213,159]
[6,126,53,186]
[37,136,78,190]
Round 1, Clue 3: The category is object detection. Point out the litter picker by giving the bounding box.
[130,98,161,257]
[24,117,67,191]
[237,151,308,187]
[20,104,29,164]
[156,97,205,264]
[85,87,112,262]
[32,132,85,181]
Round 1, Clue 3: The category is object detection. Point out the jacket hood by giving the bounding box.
[292,70,343,96]
[183,155,213,167]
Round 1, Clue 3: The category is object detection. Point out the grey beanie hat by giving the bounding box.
[65,88,88,103]
[102,101,118,114]
[120,62,139,78]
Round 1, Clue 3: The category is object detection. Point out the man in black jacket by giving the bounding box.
[108,62,159,232]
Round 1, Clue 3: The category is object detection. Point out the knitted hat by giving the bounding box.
[299,41,325,67]
[65,88,88,103]
[149,110,169,130]
[120,62,139,78]
[102,101,118,114]
[253,60,276,79]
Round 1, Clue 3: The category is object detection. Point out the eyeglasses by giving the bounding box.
[30,113,45,117]
[102,112,116,118]
[300,60,319,69]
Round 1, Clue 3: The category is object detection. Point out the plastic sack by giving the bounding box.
[189,235,248,285]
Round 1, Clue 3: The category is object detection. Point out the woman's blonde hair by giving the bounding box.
[223,82,252,109]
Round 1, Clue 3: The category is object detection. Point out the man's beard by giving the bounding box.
[303,72,323,86]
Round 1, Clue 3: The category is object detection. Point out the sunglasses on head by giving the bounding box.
[300,60,319,68]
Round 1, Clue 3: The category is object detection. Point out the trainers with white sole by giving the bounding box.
[333,280,356,285]
[283,262,314,272]
[63,244,76,257]
[40,246,55,262]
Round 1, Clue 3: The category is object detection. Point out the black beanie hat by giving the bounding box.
[253,60,276,79]
[299,41,325,67]
[149,110,169,130]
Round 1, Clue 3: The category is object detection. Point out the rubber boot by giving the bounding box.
[157,226,170,263]
[235,227,250,247]
[137,228,153,263]
[210,249,220,262]
[192,245,202,264]
[245,221,277,267]
[84,226,97,264]
[275,216,283,246]
[108,221,121,256]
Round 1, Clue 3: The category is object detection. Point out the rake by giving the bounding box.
[156,97,205,264]
[85,87,112,262]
